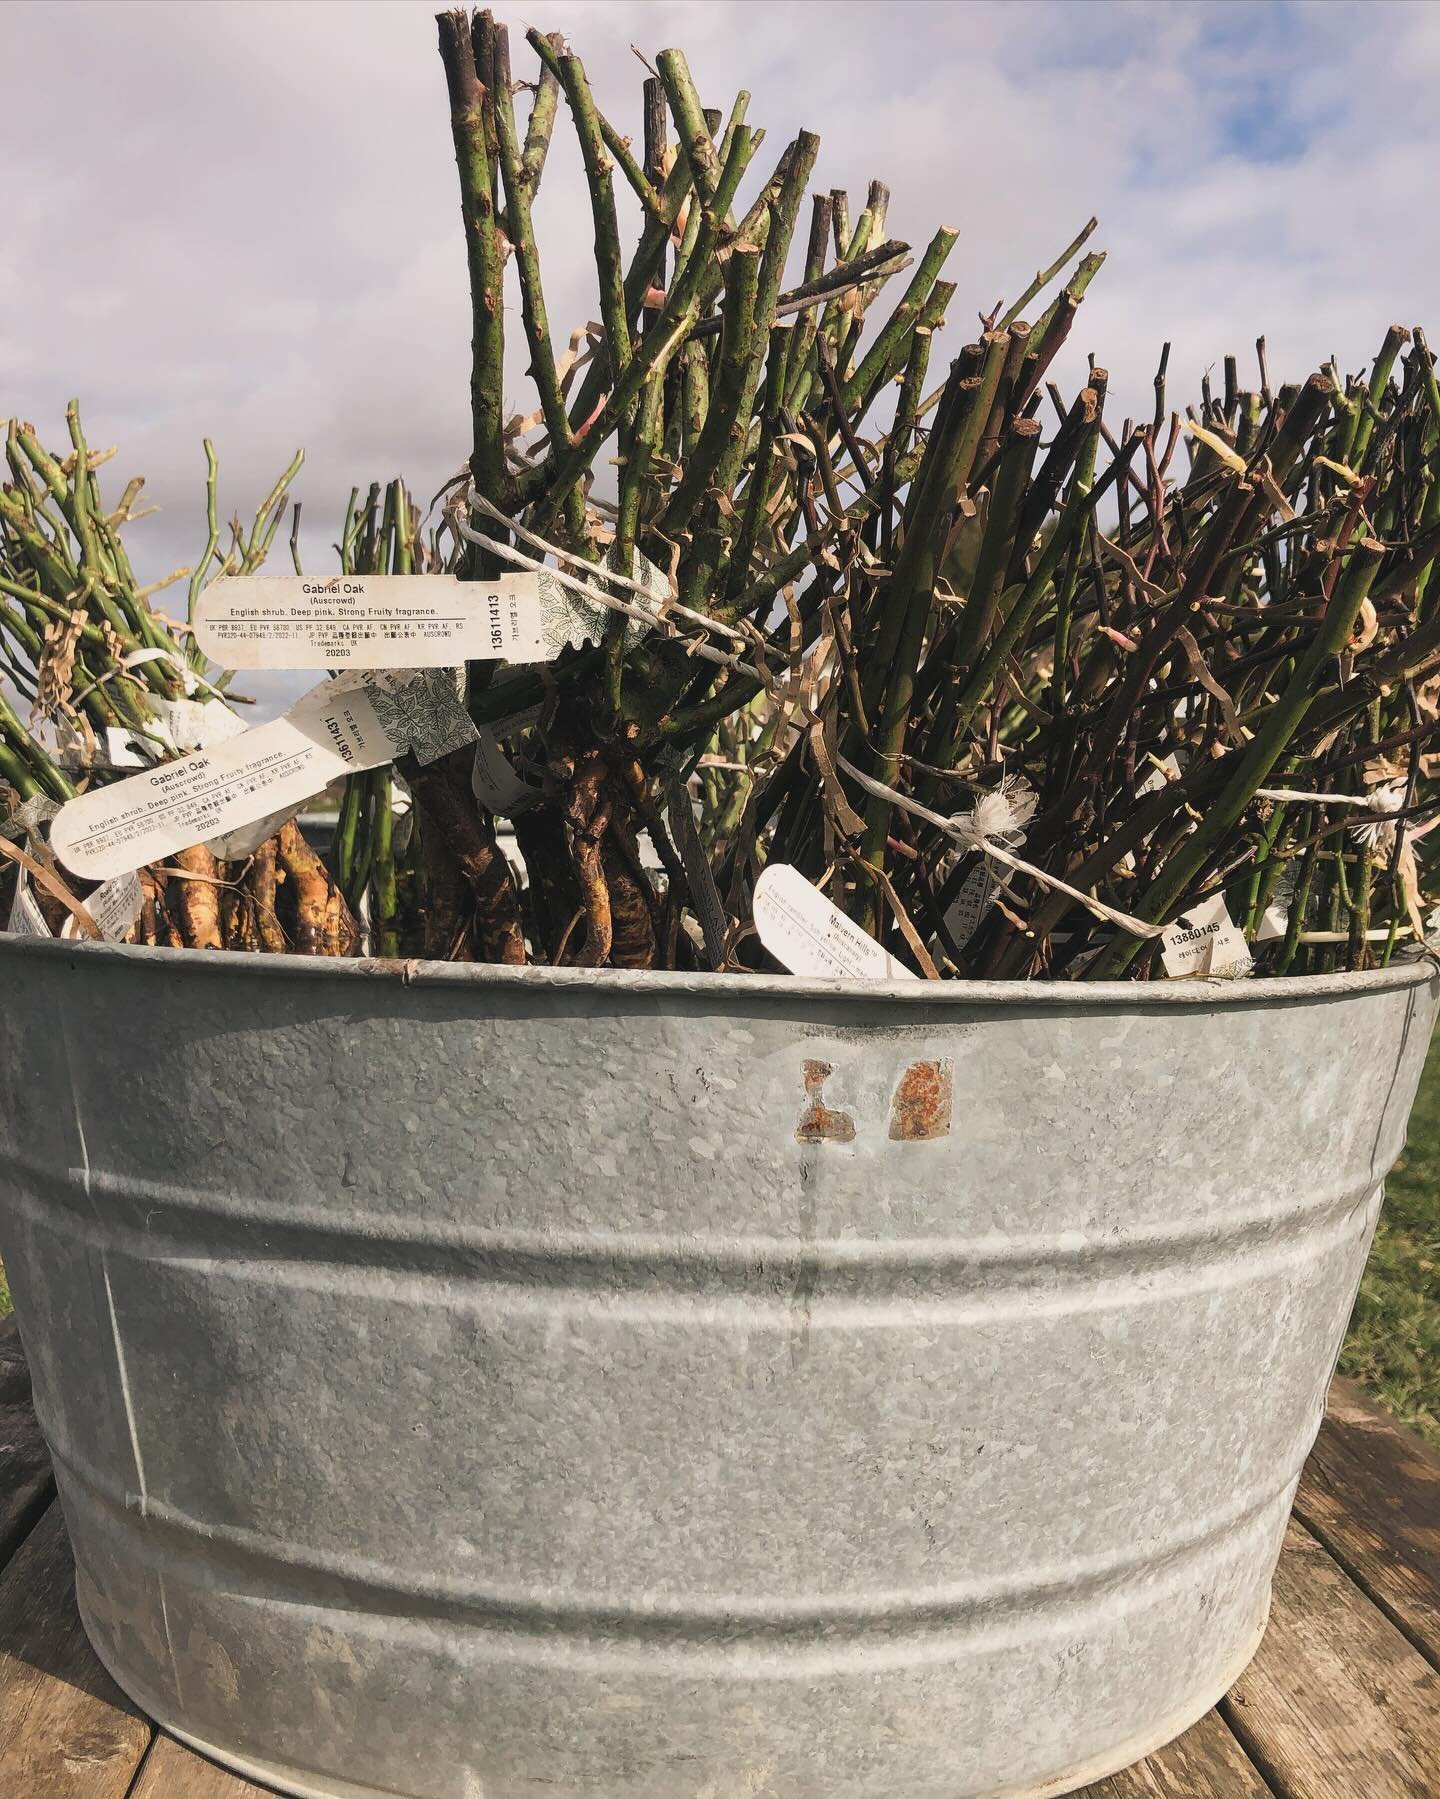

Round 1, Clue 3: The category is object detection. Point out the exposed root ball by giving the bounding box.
[171,845,222,950]
[248,838,287,954]
[409,751,526,964]
[512,803,581,963]
[277,820,333,956]
[602,802,658,969]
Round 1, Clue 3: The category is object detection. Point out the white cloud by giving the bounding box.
[6,0,1440,716]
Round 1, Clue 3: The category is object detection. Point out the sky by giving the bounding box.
[6,0,1440,677]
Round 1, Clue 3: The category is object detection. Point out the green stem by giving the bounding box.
[999,217,1099,331]
[928,473,1093,773]
[556,49,632,390]
[0,690,75,803]
[655,48,720,203]
[494,27,571,452]
[529,122,757,526]
[0,740,43,802]
[189,439,222,621]
[1349,325,1408,466]
[1030,251,1106,360]
[1091,488,1380,976]
[437,9,510,510]
[519,33,562,198]
[857,343,1006,882]
[841,225,959,414]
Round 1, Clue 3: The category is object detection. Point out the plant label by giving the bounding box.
[471,728,538,814]
[59,869,143,942]
[1160,892,1253,979]
[1256,902,1290,942]
[754,863,917,981]
[194,574,554,670]
[5,870,50,936]
[50,669,477,881]
[942,863,993,949]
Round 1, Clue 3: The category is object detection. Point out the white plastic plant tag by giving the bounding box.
[194,574,555,670]
[50,717,109,773]
[50,669,477,881]
[92,869,144,941]
[155,696,251,755]
[103,725,159,768]
[4,802,61,936]
[942,863,993,949]
[1256,903,1290,942]
[1160,892,1254,980]
[59,869,143,943]
[1254,864,1299,944]
[50,686,389,881]
[5,869,50,936]
[120,646,224,698]
[53,720,155,772]
[80,702,244,770]
[754,862,917,981]
[471,729,537,814]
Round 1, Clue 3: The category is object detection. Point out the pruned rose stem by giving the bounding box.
[7,14,1440,984]
[437,8,512,516]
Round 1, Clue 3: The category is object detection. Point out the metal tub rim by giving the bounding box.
[2,928,1435,1013]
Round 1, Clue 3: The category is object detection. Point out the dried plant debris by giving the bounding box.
[4,10,1440,984]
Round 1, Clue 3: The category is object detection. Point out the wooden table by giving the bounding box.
[0,1317,1435,1798]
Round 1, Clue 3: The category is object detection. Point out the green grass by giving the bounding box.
[1339,1034,1440,1445]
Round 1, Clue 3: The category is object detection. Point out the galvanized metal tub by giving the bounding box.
[0,935,1434,1799]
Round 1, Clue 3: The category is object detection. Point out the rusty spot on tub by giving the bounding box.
[795,1059,856,1143]
[888,1060,953,1140]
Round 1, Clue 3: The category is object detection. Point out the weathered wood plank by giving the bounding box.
[1221,1518,1440,1799]
[126,1732,275,1797]
[1072,1705,1275,1796]
[1293,1379,1440,1674]
[0,1313,55,1570]
[0,1503,153,1796]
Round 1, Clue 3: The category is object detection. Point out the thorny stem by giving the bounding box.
[437,8,511,511]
